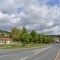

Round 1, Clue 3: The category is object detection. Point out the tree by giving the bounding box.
[39,33,45,43]
[30,30,38,45]
[39,34,53,44]
[38,34,41,43]
[19,26,30,46]
[47,36,53,43]
[21,26,27,34]
[11,27,20,35]
[20,33,30,46]
[10,26,54,45]
[0,33,5,37]
[10,27,20,41]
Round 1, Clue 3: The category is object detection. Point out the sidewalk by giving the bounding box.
[56,51,60,60]
[57,51,60,60]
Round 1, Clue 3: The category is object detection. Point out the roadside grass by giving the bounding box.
[0,43,48,49]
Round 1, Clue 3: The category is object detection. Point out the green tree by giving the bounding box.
[19,26,30,46]
[39,34,45,43]
[20,33,30,46]
[21,26,27,34]
[40,34,53,44]
[10,27,20,41]
[30,30,38,45]
[0,33,5,37]
[38,34,41,43]
[47,36,53,43]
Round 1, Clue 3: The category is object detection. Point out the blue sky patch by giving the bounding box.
[46,0,60,6]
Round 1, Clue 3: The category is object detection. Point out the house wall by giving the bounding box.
[0,40,11,44]
[0,40,5,44]
[6,41,11,44]
[54,37,60,43]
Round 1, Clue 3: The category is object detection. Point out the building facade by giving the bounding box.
[0,38,12,44]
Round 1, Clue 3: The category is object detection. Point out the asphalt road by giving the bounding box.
[0,44,60,60]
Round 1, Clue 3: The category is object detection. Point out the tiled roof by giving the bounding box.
[0,38,11,41]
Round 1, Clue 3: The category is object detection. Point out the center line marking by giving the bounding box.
[22,51,30,53]
[34,52,40,54]
[0,54,10,57]
[20,57,28,60]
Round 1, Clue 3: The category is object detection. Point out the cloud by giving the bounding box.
[0,0,60,35]
[0,11,20,30]
[45,21,54,27]
[43,26,60,35]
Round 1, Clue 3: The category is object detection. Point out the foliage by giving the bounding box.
[21,26,27,34]
[0,30,10,37]
[30,30,38,45]
[19,26,30,46]
[10,27,20,41]
[0,26,54,45]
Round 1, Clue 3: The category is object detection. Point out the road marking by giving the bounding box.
[0,54,10,57]
[25,51,30,52]
[34,52,40,54]
[22,51,28,53]
[22,51,30,53]
[31,46,52,52]
[20,57,28,60]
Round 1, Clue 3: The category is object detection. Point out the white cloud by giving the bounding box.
[43,26,60,35]
[45,21,54,27]
[0,0,60,34]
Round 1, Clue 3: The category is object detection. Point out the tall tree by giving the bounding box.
[11,27,20,35]
[19,26,30,46]
[30,30,38,45]
[10,27,20,41]
[21,26,27,34]
[38,34,41,43]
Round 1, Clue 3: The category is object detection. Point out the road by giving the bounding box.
[0,44,60,60]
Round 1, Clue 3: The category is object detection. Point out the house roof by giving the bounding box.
[0,38,11,41]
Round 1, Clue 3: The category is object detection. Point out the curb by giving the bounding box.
[55,50,60,60]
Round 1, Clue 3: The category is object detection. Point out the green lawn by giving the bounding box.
[0,43,48,49]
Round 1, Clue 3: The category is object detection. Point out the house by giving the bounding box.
[53,37,60,43]
[0,38,12,44]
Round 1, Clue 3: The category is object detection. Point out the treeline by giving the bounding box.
[10,26,53,45]
[0,30,10,38]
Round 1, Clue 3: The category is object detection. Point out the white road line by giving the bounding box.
[25,51,30,52]
[34,52,40,54]
[31,46,52,52]
[22,51,28,53]
[22,51,30,53]
[20,57,28,60]
[0,54,10,57]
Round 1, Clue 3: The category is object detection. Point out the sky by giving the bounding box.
[0,0,60,35]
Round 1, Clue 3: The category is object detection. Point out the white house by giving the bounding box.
[0,38,12,44]
[54,37,60,43]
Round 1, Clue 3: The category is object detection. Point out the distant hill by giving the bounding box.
[46,35,59,37]
[0,30,10,33]
[0,30,10,37]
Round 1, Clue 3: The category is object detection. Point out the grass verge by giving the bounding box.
[0,43,48,49]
